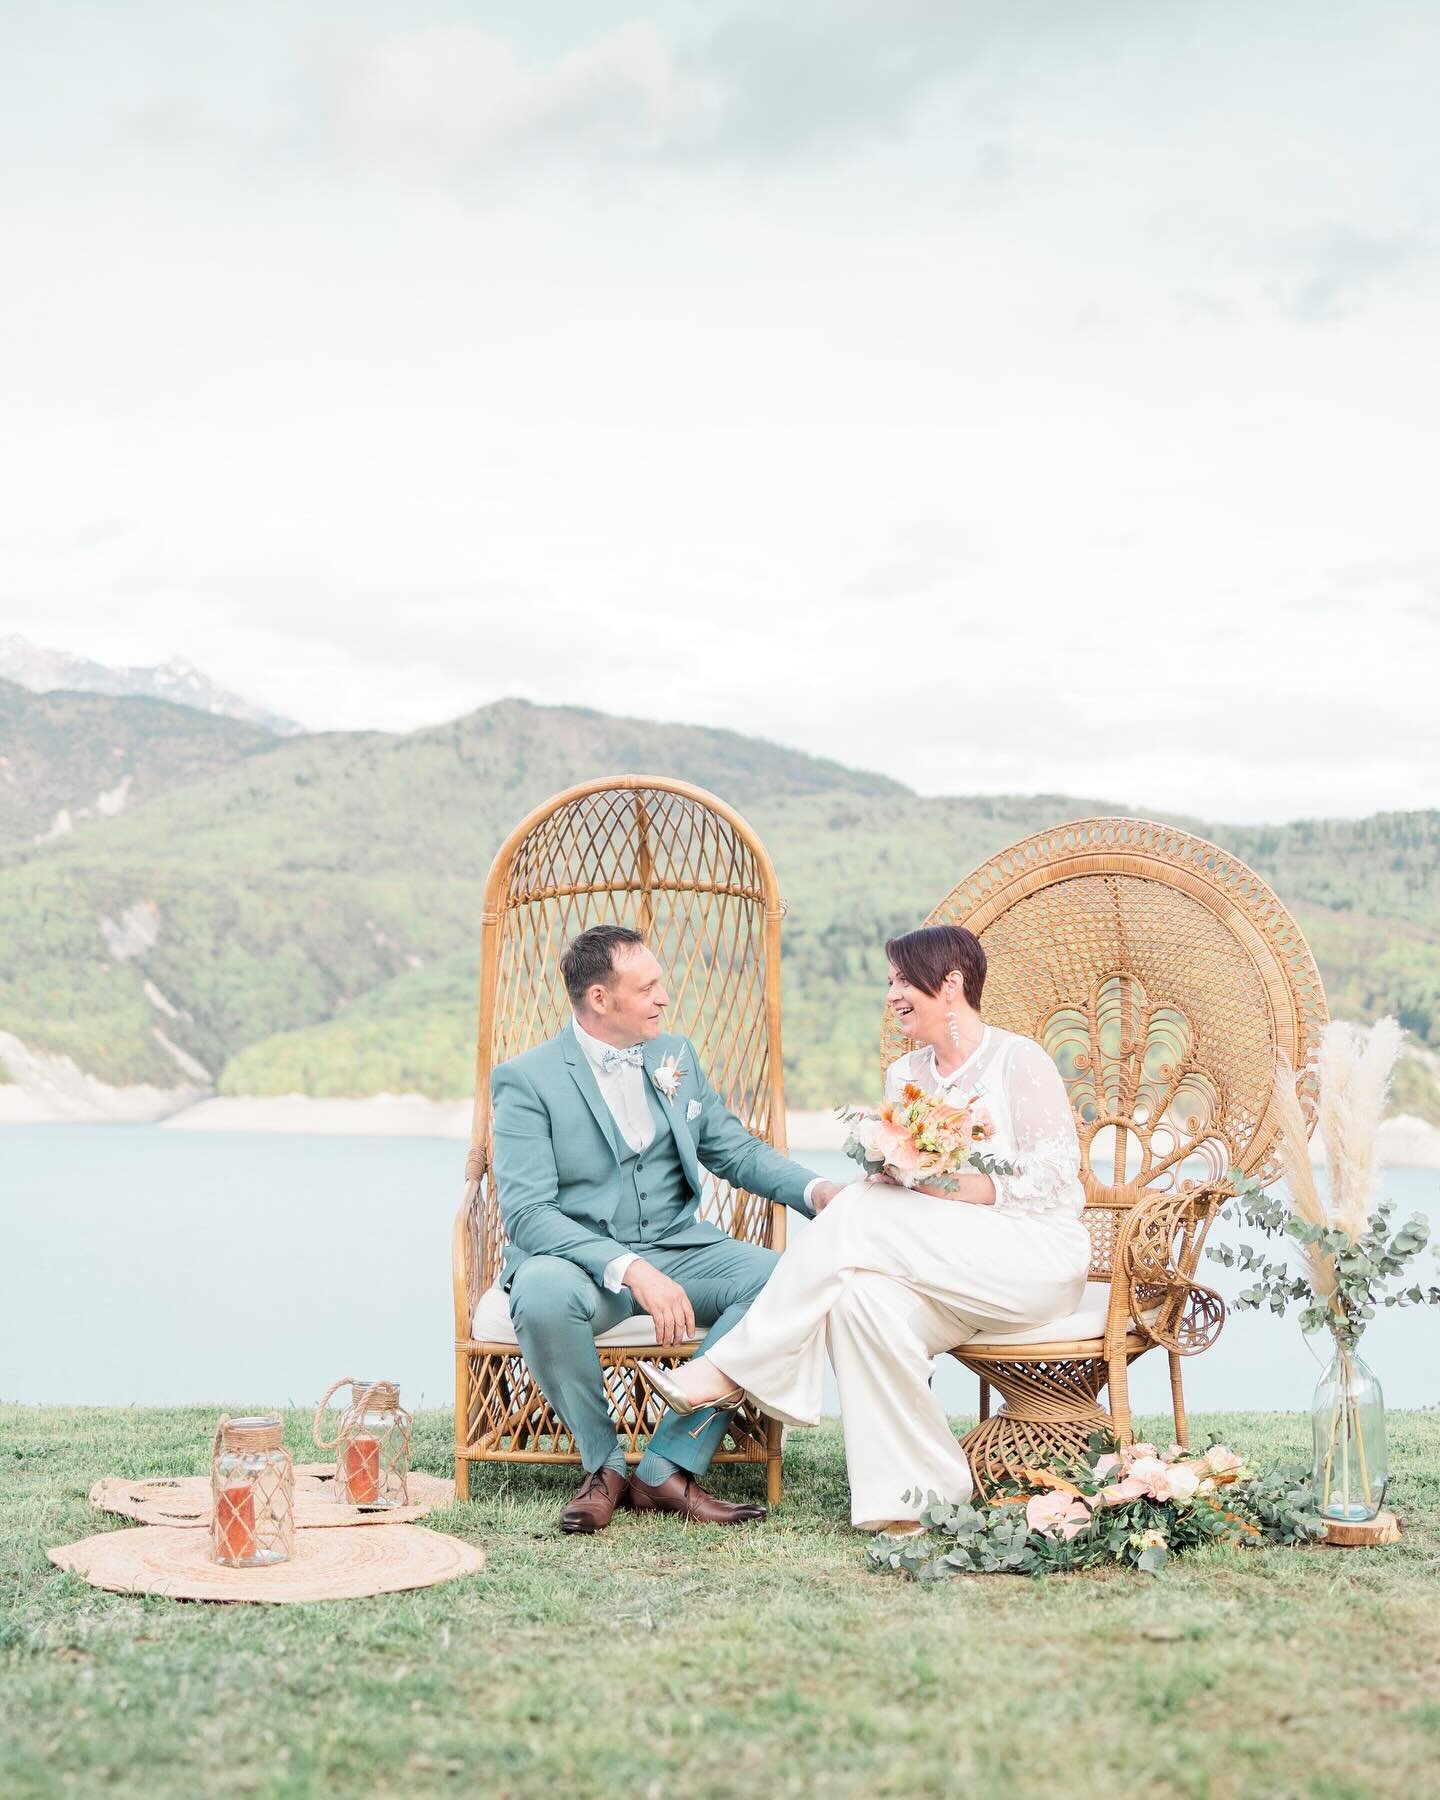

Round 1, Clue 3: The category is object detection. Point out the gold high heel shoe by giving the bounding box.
[638,1359,744,1417]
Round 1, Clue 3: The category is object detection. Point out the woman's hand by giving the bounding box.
[916,1171,995,1206]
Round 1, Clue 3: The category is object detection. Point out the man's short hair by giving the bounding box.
[561,924,646,1008]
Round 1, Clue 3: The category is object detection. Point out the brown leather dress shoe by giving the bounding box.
[629,1470,767,1525]
[560,1466,630,1534]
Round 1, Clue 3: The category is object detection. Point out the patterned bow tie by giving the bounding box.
[601,1045,644,1073]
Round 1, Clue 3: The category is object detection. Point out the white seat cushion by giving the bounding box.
[472,1278,1158,1353]
[965,1281,1159,1349]
[471,1282,701,1349]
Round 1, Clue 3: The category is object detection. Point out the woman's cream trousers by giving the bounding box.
[711,1179,1090,1528]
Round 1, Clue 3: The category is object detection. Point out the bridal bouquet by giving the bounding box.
[838,1084,1017,1192]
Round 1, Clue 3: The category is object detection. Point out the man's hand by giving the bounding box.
[809,1179,845,1214]
[621,1259,697,1345]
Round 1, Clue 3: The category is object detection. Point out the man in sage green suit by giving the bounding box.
[491,923,840,1532]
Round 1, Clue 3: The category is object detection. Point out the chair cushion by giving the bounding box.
[471,1283,701,1349]
[965,1281,1159,1349]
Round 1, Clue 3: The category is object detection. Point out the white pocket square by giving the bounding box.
[686,1099,702,1121]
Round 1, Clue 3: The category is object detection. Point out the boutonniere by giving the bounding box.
[652,1054,685,1103]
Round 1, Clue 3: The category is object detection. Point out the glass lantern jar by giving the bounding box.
[211,1414,295,1567]
[1312,1343,1388,1522]
[313,1378,412,1507]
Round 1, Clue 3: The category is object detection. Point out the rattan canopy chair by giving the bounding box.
[452,776,793,1503]
[882,818,1328,1495]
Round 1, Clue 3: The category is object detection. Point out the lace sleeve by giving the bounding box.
[882,1054,915,1102]
[991,1040,1085,1220]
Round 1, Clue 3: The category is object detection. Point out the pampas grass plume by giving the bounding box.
[1272,1053,1336,1303]
[1317,1017,1404,1242]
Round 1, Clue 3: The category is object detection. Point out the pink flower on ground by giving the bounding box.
[1163,1443,1185,1463]
[1093,1453,1122,1479]
[1120,1442,1160,1469]
[1096,1477,1148,1506]
[1200,1445,1245,1482]
[1026,1492,1093,1542]
[1158,1464,1200,1503]
[1124,1456,1171,1496]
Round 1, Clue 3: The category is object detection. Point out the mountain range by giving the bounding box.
[0,635,300,735]
[0,672,1435,1122]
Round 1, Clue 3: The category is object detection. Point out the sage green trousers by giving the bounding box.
[507,1236,779,1475]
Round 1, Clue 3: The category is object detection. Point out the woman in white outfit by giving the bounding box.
[642,924,1091,1534]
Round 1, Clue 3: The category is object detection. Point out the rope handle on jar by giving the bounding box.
[313,1378,359,1449]
[313,1378,395,1448]
[210,1413,230,1464]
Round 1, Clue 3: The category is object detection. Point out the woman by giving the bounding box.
[640,923,1090,1534]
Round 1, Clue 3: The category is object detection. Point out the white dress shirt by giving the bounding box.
[571,1018,652,1293]
[570,1017,820,1294]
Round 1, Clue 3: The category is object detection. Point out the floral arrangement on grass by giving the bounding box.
[868,1436,1324,1581]
[838,1084,1016,1192]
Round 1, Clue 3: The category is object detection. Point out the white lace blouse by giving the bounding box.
[883,1025,1085,1223]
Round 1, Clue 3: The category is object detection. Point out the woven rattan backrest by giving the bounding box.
[881,819,1328,1280]
[468,777,789,1290]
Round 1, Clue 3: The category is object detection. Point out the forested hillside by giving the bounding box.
[0,691,1435,1117]
[0,680,275,847]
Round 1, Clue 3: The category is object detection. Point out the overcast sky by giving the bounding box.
[2,2,1437,822]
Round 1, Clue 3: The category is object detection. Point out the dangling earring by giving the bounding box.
[946,1010,962,1049]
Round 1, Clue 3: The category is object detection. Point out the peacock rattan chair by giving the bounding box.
[882,817,1328,1495]
[452,776,792,1503]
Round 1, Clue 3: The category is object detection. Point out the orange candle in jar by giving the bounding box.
[216,1483,257,1561]
[344,1434,381,1503]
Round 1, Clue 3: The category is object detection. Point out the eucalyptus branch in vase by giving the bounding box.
[1206,1019,1439,1522]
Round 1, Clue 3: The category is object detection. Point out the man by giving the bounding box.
[491,923,842,1533]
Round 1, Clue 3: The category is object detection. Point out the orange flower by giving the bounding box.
[1021,1467,1085,1497]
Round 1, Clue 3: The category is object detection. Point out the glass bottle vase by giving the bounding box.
[1311,1344,1387,1522]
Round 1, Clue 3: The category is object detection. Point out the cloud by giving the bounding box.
[1267,225,1434,323]
[300,2,1104,181]
[311,22,714,178]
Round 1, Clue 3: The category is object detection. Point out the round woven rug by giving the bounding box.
[89,1466,455,1530]
[50,1523,484,1604]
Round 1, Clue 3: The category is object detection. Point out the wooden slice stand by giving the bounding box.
[1322,1510,1401,1547]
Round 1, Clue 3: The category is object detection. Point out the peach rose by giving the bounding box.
[1120,1442,1160,1468]
[884,1132,925,1174]
[1124,1456,1170,1495]
[1026,1492,1093,1542]
[1200,1445,1245,1483]
[869,1120,911,1164]
[1159,1464,1200,1503]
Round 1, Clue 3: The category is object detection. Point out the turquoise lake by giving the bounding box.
[3,1125,1437,1419]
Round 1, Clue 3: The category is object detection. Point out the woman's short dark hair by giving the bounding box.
[884,924,986,1008]
[561,923,646,1007]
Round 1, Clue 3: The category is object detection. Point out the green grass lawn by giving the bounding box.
[4,1407,1439,1798]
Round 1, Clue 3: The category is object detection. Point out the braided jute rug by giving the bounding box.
[50,1522,484,1604]
[89,1464,455,1529]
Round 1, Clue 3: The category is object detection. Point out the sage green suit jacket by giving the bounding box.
[491,1028,815,1289]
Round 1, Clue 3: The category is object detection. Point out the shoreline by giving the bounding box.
[1,1086,1438,1165]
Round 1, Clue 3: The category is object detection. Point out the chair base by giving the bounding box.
[952,1336,1156,1497]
